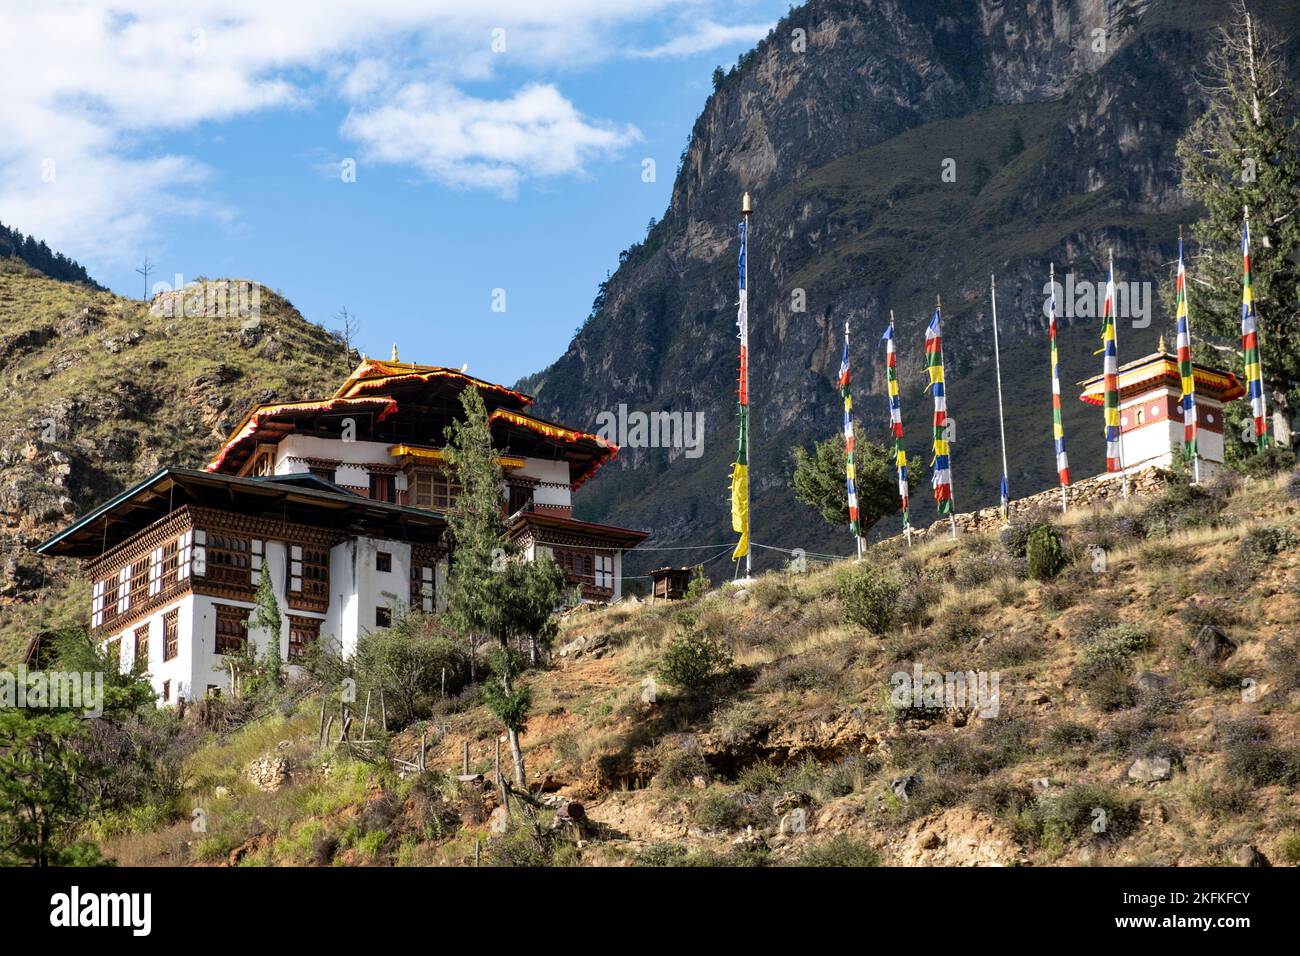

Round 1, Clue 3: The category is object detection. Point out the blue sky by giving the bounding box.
[0,1,790,386]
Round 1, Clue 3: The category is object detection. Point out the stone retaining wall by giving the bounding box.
[883,466,1172,544]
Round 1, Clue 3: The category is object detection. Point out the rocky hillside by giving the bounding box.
[95,470,1300,867]
[0,270,351,664]
[522,0,1300,576]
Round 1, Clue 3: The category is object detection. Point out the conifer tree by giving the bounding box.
[1175,1,1300,446]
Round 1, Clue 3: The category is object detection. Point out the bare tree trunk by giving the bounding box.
[507,727,526,788]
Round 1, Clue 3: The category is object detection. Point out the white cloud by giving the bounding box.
[0,1,763,268]
[343,83,640,197]
[632,19,774,58]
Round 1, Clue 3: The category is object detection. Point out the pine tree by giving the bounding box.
[1175,0,1300,445]
[251,564,283,693]
[443,385,508,681]
[791,434,914,532]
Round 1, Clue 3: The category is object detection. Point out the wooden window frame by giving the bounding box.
[376,551,392,573]
[134,624,149,669]
[287,615,321,663]
[205,531,253,591]
[214,604,248,656]
[163,608,179,661]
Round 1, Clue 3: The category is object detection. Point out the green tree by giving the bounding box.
[251,564,283,694]
[1174,0,1300,443]
[443,385,507,679]
[791,434,914,534]
[0,631,154,866]
[480,557,569,786]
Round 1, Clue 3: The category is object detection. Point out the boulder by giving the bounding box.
[890,775,921,803]
[1190,625,1237,664]
[1232,844,1268,867]
[1127,756,1172,783]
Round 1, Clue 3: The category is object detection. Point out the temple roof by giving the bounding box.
[1078,350,1246,406]
[36,467,446,559]
[506,510,650,547]
[204,358,616,484]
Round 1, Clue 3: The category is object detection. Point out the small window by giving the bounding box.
[214,604,248,655]
[162,680,171,703]
[376,551,392,573]
[288,616,321,663]
[309,466,336,485]
[134,625,150,669]
[375,606,392,628]
[163,608,179,661]
[369,473,396,503]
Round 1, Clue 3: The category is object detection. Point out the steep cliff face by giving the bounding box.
[522,0,1300,577]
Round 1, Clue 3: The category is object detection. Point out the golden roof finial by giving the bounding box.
[1158,334,1167,353]
[392,343,399,362]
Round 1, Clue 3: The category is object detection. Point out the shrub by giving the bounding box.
[352,614,470,728]
[1026,525,1067,581]
[1045,721,1096,751]
[652,738,710,788]
[1142,479,1220,538]
[1237,524,1297,570]
[692,791,769,832]
[656,628,733,692]
[685,567,711,600]
[1287,469,1300,501]
[796,835,880,867]
[1219,718,1300,787]
[1184,781,1254,820]
[1279,832,1300,865]
[1037,784,1138,844]
[1041,585,1076,613]
[736,761,782,794]
[839,567,900,634]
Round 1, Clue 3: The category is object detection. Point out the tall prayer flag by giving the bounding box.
[1241,214,1268,449]
[882,318,909,533]
[1100,258,1122,472]
[838,321,860,538]
[1174,237,1198,462]
[925,308,954,516]
[729,217,750,561]
[1048,267,1071,486]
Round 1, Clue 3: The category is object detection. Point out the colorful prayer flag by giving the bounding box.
[1100,260,1122,472]
[730,219,750,560]
[1048,273,1071,485]
[881,321,909,532]
[1241,216,1268,449]
[925,308,953,516]
[838,322,859,537]
[1174,237,1198,460]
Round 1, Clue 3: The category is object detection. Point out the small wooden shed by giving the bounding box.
[650,567,693,603]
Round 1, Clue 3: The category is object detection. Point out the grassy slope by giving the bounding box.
[0,271,350,664]
[101,472,1300,867]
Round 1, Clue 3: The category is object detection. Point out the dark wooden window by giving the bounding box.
[287,616,320,663]
[555,549,593,583]
[128,557,149,607]
[300,546,329,604]
[101,576,121,627]
[369,473,396,502]
[161,539,179,588]
[214,604,247,655]
[206,532,252,587]
[508,485,533,514]
[309,466,337,484]
[163,608,179,661]
[410,564,434,612]
[134,625,149,669]
[162,680,170,702]
[376,551,392,573]
[375,606,392,628]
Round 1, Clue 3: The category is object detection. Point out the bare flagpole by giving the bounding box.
[990,274,1011,526]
